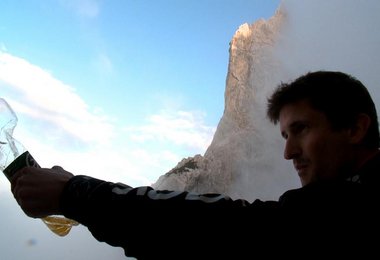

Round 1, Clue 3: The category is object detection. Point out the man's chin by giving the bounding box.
[299,173,313,187]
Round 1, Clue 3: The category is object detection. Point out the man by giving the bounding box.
[10,71,380,259]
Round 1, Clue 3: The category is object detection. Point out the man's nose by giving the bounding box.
[283,138,301,160]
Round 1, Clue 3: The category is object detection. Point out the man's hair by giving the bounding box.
[267,70,380,149]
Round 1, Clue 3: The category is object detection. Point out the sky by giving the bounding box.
[0,1,281,259]
[0,0,280,188]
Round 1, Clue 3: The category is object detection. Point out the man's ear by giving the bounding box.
[349,113,371,144]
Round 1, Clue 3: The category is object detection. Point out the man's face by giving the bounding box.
[279,100,352,186]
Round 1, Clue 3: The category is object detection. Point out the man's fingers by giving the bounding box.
[10,167,27,193]
[10,167,23,185]
[17,197,47,218]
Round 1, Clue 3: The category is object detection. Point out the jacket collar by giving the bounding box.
[345,150,380,184]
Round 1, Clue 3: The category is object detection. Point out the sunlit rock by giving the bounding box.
[153,7,299,201]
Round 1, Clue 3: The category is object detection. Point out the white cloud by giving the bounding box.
[93,53,113,75]
[277,0,380,113]
[59,0,100,18]
[126,110,216,153]
[0,51,125,189]
[0,51,114,145]
[0,51,216,191]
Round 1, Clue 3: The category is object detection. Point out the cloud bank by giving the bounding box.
[0,50,215,190]
[276,0,380,110]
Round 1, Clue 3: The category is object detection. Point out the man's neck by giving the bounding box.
[354,148,380,173]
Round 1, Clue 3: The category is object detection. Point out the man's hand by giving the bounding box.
[10,166,74,218]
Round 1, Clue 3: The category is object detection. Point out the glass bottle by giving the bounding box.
[0,98,78,236]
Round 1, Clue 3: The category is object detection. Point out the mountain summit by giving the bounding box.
[153,8,298,201]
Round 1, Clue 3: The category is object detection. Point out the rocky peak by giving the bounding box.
[153,7,298,201]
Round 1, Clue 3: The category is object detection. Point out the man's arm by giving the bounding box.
[11,166,280,259]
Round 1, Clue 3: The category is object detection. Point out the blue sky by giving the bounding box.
[0,0,281,188]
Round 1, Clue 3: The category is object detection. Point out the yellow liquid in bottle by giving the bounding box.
[42,216,79,237]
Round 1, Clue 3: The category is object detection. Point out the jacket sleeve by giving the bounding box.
[59,175,279,259]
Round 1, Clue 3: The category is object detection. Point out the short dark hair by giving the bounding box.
[267,70,380,149]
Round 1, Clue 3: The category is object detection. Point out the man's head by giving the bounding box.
[267,71,379,185]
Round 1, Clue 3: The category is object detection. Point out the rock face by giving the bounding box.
[153,8,299,202]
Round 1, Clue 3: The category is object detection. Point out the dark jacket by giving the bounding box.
[60,153,380,259]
